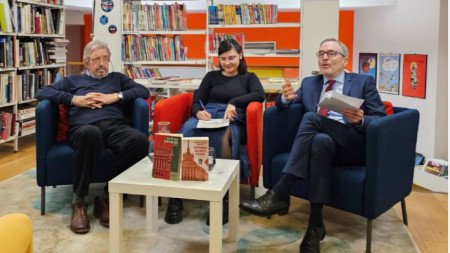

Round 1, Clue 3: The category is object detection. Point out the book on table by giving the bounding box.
[181,137,209,181]
[152,133,183,181]
[318,90,364,113]
[196,119,229,129]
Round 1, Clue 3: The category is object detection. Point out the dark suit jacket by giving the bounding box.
[276,72,386,131]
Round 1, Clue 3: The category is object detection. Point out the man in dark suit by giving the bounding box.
[240,38,386,252]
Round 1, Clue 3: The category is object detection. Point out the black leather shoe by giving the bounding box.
[239,190,289,218]
[206,193,229,226]
[165,198,183,224]
[300,224,326,253]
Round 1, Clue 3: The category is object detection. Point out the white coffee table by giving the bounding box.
[108,157,240,253]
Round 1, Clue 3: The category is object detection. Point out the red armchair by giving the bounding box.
[153,93,263,199]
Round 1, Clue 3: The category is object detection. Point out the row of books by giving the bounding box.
[208,33,244,53]
[153,133,209,181]
[0,110,15,140]
[26,0,62,5]
[0,72,12,105]
[0,36,14,68]
[10,68,62,101]
[17,38,67,67]
[0,0,14,32]
[123,35,188,62]
[124,66,162,79]
[208,4,278,25]
[17,3,64,35]
[17,105,35,137]
[123,2,187,32]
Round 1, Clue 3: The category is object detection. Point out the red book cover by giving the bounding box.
[181,137,209,181]
[152,133,182,180]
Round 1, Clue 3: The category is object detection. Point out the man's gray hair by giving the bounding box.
[83,40,111,60]
[320,38,349,57]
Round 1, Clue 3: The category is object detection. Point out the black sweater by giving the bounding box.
[192,71,265,116]
[35,72,150,126]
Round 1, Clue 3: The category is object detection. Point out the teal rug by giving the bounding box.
[0,169,420,252]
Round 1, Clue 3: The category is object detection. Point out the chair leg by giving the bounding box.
[366,219,372,253]
[140,195,144,207]
[401,199,408,225]
[251,185,255,200]
[41,187,45,215]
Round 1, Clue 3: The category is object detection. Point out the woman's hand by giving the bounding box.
[223,104,237,121]
[196,110,211,120]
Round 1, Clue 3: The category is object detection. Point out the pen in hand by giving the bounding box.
[199,100,206,111]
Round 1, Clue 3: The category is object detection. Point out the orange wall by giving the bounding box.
[184,11,354,70]
[80,11,354,72]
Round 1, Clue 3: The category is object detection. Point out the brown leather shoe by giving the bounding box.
[93,196,109,227]
[70,203,90,234]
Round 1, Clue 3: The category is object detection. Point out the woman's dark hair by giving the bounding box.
[218,39,247,75]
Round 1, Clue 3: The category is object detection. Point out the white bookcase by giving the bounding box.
[0,0,66,152]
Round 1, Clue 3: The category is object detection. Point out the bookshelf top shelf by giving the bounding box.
[17,33,65,38]
[0,68,16,73]
[208,53,300,58]
[208,23,301,28]
[16,0,64,8]
[123,30,206,35]
[18,64,66,70]
[0,102,16,109]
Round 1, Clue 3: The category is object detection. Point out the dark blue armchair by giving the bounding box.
[262,104,419,252]
[36,98,149,215]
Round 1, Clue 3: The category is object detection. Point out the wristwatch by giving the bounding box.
[118,92,123,100]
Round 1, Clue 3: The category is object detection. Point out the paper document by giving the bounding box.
[318,90,364,113]
[197,119,229,129]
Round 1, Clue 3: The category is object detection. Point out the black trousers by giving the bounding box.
[283,112,366,204]
[67,119,148,196]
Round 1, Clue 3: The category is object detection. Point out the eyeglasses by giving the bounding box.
[89,56,110,64]
[316,51,345,58]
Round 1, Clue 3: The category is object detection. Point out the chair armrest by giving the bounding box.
[245,102,263,186]
[262,104,303,188]
[35,100,58,186]
[364,107,420,218]
[132,98,149,136]
[153,93,193,134]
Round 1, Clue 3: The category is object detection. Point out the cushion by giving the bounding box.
[383,101,394,115]
[57,105,69,141]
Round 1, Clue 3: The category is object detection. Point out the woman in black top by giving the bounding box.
[165,39,265,225]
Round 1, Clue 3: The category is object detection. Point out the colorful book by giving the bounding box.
[181,137,209,181]
[152,133,183,181]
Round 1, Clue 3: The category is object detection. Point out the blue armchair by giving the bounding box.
[262,104,419,252]
[36,98,149,215]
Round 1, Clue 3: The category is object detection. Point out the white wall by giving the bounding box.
[353,0,446,159]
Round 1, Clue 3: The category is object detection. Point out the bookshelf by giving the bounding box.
[0,0,66,152]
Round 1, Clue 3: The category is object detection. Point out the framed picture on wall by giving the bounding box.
[378,53,401,94]
[402,54,427,99]
[358,53,377,83]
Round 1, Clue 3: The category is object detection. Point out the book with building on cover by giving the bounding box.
[152,133,183,181]
[181,137,209,181]
[318,90,364,113]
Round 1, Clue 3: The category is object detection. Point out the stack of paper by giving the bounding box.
[197,119,229,129]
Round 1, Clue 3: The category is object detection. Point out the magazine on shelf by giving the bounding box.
[197,119,229,129]
[318,90,364,113]
[422,158,448,177]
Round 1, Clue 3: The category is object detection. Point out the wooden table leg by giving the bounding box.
[146,195,158,233]
[228,173,239,241]
[209,200,223,253]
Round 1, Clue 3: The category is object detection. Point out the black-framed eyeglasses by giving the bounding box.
[316,51,345,58]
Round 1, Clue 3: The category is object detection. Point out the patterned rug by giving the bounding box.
[0,169,419,253]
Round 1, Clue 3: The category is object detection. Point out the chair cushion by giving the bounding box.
[57,105,69,141]
[45,143,117,186]
[383,101,394,115]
